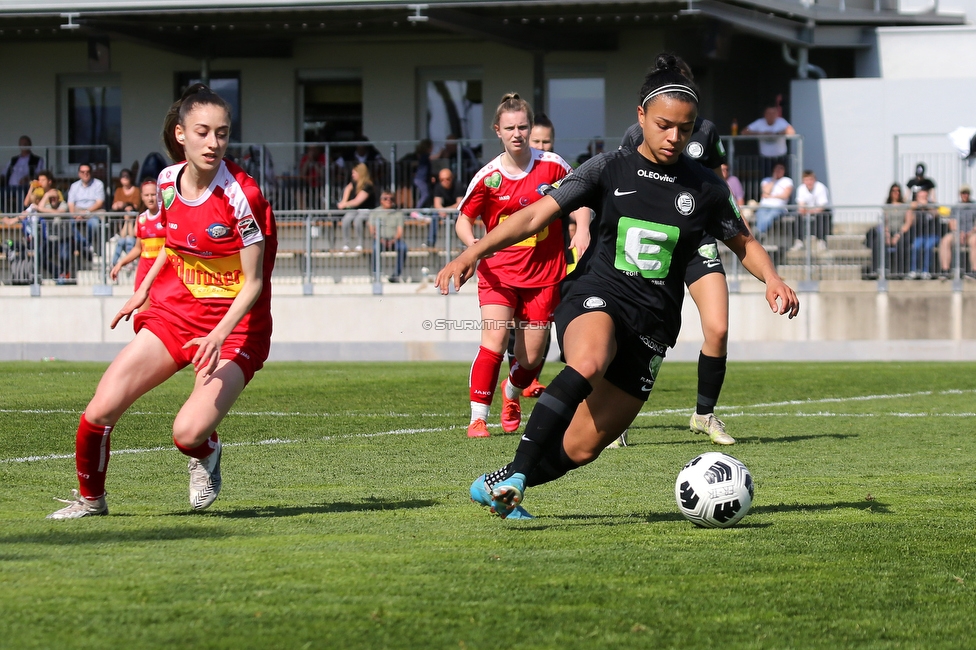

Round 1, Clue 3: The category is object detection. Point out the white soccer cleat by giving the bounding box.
[690,413,735,446]
[605,430,628,449]
[188,441,222,510]
[47,490,108,519]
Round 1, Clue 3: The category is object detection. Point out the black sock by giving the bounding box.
[509,366,592,477]
[696,352,727,415]
[526,441,580,487]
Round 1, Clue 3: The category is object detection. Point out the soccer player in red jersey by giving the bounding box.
[48,84,277,518]
[110,179,165,299]
[456,93,577,439]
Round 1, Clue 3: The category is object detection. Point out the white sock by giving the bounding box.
[470,402,489,423]
[503,377,521,400]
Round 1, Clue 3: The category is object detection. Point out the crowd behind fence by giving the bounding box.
[2,136,975,292]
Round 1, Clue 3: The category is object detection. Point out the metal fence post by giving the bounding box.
[303,212,313,295]
[372,215,383,295]
[30,214,41,296]
[93,213,112,295]
[877,220,888,293]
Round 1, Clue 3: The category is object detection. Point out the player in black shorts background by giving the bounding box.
[618,57,735,446]
[436,53,798,519]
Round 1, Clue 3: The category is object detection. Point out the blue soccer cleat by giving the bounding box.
[470,474,492,507]
[489,472,526,519]
[471,473,533,519]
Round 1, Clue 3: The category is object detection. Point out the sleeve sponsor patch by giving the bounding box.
[237,216,264,246]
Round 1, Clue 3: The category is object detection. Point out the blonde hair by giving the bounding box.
[352,163,372,194]
[493,92,534,128]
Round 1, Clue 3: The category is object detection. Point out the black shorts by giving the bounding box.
[554,282,667,402]
[684,235,726,287]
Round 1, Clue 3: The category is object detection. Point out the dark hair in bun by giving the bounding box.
[639,53,700,108]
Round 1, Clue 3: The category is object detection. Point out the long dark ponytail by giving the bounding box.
[162,83,233,162]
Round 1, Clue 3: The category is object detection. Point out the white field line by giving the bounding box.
[2,388,972,465]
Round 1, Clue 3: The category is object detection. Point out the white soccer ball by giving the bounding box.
[674,452,753,528]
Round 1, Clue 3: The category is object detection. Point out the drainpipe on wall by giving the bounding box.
[782,43,826,79]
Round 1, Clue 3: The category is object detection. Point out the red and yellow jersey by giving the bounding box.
[136,209,166,259]
[151,159,277,337]
[458,149,571,288]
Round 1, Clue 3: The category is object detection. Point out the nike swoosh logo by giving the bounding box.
[640,385,652,392]
[614,188,637,196]
[521,435,531,442]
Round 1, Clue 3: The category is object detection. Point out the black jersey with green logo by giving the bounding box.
[548,147,746,345]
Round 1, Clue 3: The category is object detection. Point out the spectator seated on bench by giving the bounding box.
[753,163,793,239]
[371,191,408,282]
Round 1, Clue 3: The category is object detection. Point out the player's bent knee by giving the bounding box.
[171,417,211,448]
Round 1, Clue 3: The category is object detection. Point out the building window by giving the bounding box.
[546,75,605,164]
[61,77,122,165]
[418,68,483,148]
[175,72,241,142]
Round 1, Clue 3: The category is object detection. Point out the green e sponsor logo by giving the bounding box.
[614,217,680,279]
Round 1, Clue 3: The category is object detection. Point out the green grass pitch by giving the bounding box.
[1,360,975,649]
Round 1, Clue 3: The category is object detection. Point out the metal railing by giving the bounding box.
[4,203,974,295]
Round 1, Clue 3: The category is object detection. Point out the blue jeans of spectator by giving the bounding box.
[375,237,408,278]
[911,234,939,273]
[112,236,136,266]
[427,215,441,247]
[754,206,786,236]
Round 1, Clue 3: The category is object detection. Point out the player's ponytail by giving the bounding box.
[639,53,700,109]
[493,92,534,128]
[162,83,233,162]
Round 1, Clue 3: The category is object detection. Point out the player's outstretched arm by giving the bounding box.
[111,248,167,328]
[724,231,799,319]
[435,195,562,294]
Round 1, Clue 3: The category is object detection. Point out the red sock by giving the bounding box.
[469,346,504,405]
[175,431,219,459]
[76,413,112,500]
[509,360,540,390]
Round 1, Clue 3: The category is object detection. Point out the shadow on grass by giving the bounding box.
[634,432,859,446]
[201,497,438,519]
[1,525,230,546]
[539,498,888,527]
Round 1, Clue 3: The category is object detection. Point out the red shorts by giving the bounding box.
[477,278,560,325]
[133,308,269,383]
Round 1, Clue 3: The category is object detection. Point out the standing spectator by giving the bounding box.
[2,136,45,213]
[906,162,936,202]
[866,183,910,278]
[753,163,794,237]
[938,185,976,277]
[337,163,377,251]
[2,136,45,187]
[370,191,409,283]
[428,168,464,247]
[721,163,744,207]
[399,139,433,209]
[897,188,940,279]
[794,170,831,251]
[111,169,143,212]
[433,134,479,180]
[742,106,795,167]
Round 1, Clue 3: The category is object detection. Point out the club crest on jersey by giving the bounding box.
[520,196,530,206]
[161,186,176,209]
[138,215,146,224]
[537,183,552,196]
[675,192,696,216]
[583,296,606,309]
[187,233,198,248]
[484,171,502,189]
[698,243,719,260]
[207,223,232,239]
[685,142,704,159]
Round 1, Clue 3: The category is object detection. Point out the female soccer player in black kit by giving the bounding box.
[436,54,799,519]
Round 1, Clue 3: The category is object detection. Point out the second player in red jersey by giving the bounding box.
[110,179,165,294]
[48,84,276,520]
[455,93,573,443]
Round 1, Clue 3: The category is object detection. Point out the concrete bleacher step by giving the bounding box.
[826,234,868,250]
[776,264,864,281]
